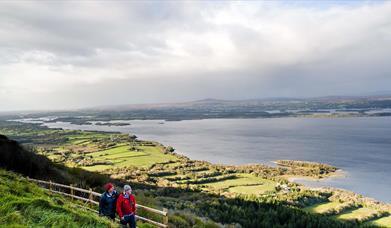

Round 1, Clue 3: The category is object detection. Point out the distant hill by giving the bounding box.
[85,95,391,112]
[7,94,390,123]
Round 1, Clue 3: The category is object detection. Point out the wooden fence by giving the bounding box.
[27,177,168,228]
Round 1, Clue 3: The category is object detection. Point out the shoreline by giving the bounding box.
[286,169,347,182]
[7,113,391,126]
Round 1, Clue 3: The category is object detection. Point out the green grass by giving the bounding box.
[89,145,130,158]
[334,207,381,222]
[71,139,90,145]
[83,145,178,171]
[304,201,343,214]
[228,183,275,195]
[66,132,108,141]
[0,169,117,228]
[305,202,390,225]
[205,173,276,194]
[369,215,391,227]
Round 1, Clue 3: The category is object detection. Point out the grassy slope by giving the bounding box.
[304,201,344,214]
[205,173,276,195]
[0,169,117,228]
[304,202,391,227]
[370,215,391,227]
[334,207,386,223]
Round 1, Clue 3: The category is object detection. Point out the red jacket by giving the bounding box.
[116,193,136,218]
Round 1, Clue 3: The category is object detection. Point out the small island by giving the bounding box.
[274,160,338,179]
[94,122,131,126]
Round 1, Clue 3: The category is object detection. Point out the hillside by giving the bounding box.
[0,169,117,228]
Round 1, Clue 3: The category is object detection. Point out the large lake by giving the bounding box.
[41,117,391,202]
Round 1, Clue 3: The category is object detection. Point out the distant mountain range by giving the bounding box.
[86,95,391,112]
[2,94,391,122]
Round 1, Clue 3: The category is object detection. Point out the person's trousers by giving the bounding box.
[120,214,136,228]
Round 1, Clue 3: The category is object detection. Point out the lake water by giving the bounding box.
[41,117,391,202]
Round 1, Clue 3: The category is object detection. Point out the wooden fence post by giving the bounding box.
[49,180,53,191]
[89,188,93,204]
[163,208,168,226]
[70,184,74,199]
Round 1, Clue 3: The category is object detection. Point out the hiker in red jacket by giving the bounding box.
[116,185,136,228]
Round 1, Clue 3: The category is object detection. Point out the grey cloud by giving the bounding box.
[0,1,391,111]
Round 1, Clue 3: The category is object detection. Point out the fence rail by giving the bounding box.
[27,177,168,228]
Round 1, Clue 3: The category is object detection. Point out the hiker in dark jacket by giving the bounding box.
[99,183,118,220]
[116,185,136,228]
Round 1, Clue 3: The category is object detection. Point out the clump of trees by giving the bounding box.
[165,146,175,153]
[275,160,338,177]
[155,187,357,228]
[322,202,358,216]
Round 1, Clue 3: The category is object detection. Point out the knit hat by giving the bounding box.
[123,185,132,192]
[104,183,113,191]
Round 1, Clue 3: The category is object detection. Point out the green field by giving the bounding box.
[335,207,381,221]
[369,215,391,227]
[303,201,391,227]
[304,201,344,214]
[84,145,178,171]
[205,173,276,195]
[228,183,275,195]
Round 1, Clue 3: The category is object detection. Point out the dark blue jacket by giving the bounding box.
[99,190,118,217]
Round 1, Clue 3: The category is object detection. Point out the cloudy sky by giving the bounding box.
[0,1,391,111]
